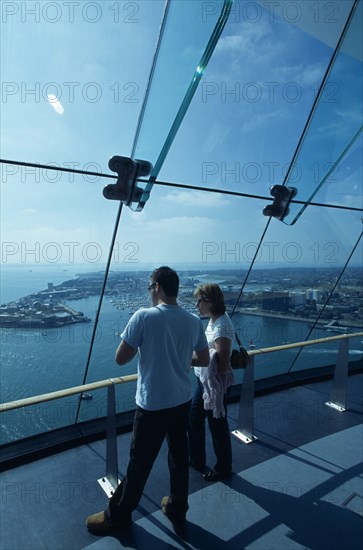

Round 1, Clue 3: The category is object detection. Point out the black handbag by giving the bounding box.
[230,332,251,369]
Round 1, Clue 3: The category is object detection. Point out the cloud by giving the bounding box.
[298,63,325,86]
[22,208,38,215]
[111,215,220,264]
[241,109,285,132]
[135,215,216,234]
[216,22,270,56]
[161,190,229,207]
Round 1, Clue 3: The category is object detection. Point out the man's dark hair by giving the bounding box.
[151,266,179,297]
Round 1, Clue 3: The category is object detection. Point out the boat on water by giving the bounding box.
[323,320,351,333]
[80,393,93,400]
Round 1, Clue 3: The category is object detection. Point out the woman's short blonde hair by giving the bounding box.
[194,283,226,316]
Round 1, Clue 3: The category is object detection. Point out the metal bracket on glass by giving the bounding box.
[232,356,258,444]
[97,380,120,497]
[325,338,349,412]
[103,156,152,207]
[263,185,297,222]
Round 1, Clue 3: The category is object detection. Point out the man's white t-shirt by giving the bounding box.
[121,304,208,411]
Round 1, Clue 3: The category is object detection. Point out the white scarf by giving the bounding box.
[199,349,235,418]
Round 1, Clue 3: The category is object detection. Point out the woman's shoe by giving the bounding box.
[189,460,206,473]
[203,469,231,482]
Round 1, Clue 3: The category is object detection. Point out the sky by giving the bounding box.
[1,0,362,272]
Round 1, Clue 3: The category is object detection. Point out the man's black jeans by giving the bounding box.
[108,400,191,523]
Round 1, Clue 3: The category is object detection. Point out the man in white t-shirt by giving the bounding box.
[87,266,209,536]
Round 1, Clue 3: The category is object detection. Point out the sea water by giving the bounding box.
[1,265,362,444]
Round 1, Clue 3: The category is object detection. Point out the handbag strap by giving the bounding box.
[234,331,243,349]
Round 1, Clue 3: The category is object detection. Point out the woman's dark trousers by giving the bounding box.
[188,378,232,474]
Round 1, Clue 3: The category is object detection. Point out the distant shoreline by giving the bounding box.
[236,309,362,330]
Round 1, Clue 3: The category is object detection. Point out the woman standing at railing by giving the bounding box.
[189,283,235,482]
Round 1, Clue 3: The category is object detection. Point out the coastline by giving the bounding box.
[236,309,362,331]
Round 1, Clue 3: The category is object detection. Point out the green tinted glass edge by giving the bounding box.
[133,0,234,211]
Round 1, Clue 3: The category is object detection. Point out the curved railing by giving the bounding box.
[1,332,361,413]
[0,374,137,413]
[1,331,361,494]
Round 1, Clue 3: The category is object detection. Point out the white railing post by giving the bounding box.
[231,355,258,444]
[325,337,350,412]
[97,380,121,497]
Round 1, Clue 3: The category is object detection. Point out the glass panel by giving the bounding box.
[283,0,363,224]
[1,174,362,442]
[157,0,354,200]
[0,1,165,169]
[76,270,151,422]
[1,1,362,448]
[310,131,362,210]
[0,166,119,443]
[233,206,363,379]
[131,0,233,209]
[84,185,362,388]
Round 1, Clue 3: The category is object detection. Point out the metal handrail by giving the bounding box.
[1,332,362,413]
[0,374,137,413]
[232,331,362,444]
[247,332,361,354]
